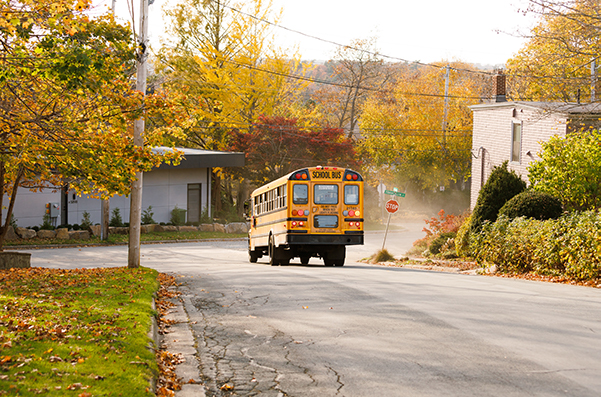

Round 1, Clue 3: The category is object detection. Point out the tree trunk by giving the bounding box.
[212,171,222,215]
[0,164,23,252]
[237,179,250,218]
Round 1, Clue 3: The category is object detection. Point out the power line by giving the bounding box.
[216,0,601,85]
[216,0,495,77]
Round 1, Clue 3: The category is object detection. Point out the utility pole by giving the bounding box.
[128,0,148,268]
[442,65,450,147]
[592,59,597,102]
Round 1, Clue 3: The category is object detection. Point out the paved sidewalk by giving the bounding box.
[161,291,206,396]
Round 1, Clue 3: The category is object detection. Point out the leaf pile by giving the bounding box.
[154,273,184,397]
[0,267,159,396]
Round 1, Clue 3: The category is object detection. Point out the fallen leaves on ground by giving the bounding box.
[155,273,185,396]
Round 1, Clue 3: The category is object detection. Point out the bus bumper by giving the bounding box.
[287,232,364,246]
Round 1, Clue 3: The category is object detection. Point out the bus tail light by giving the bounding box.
[292,221,297,227]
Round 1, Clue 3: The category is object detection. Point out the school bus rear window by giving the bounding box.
[314,185,338,205]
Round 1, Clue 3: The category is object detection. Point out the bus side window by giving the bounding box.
[293,184,308,205]
[344,185,359,205]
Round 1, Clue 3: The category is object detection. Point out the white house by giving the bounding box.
[4,148,244,228]
[470,74,601,209]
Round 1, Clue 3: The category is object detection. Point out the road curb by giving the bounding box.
[162,289,206,396]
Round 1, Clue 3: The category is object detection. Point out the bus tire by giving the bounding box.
[249,250,259,263]
[269,235,279,266]
[300,256,310,265]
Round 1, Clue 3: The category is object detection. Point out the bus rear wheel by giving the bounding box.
[300,256,310,265]
[269,235,284,266]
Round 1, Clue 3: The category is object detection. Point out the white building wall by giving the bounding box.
[2,189,61,228]
[3,167,208,228]
[470,104,567,209]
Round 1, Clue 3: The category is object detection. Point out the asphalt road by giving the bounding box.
[27,222,601,396]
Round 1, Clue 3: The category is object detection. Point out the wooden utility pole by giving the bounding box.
[442,64,450,147]
[128,0,148,268]
[592,59,596,102]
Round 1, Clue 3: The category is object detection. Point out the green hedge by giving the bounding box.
[472,212,601,281]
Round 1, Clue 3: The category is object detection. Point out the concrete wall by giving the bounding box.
[470,104,567,209]
[2,168,209,228]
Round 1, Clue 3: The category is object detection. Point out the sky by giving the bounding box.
[98,0,539,67]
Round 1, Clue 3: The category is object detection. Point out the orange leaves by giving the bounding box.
[155,273,185,395]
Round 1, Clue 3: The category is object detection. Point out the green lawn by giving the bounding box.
[4,230,247,247]
[0,267,159,396]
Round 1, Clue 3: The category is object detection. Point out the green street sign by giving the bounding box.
[384,189,406,198]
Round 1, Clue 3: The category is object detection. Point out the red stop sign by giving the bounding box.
[385,199,399,214]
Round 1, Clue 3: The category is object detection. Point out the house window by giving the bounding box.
[187,184,202,223]
[511,121,522,163]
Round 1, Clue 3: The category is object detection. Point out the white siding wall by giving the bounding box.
[3,168,208,228]
[470,105,567,209]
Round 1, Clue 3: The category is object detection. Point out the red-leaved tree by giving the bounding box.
[228,116,359,185]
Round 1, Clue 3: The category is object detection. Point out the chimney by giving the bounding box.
[492,70,506,102]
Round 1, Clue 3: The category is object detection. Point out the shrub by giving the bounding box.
[40,213,54,230]
[170,206,186,226]
[498,190,563,220]
[429,232,456,255]
[372,249,395,263]
[80,211,93,230]
[471,211,601,281]
[528,129,601,211]
[142,206,156,225]
[9,214,18,229]
[455,214,472,257]
[470,161,526,233]
[109,208,124,227]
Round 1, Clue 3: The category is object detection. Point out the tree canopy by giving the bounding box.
[358,62,486,191]
[507,0,601,101]
[0,0,185,249]
[529,129,601,211]
[157,0,308,151]
[227,115,359,186]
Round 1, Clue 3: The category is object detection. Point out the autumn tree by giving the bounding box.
[0,0,184,250]
[158,0,308,214]
[358,62,487,192]
[507,0,601,101]
[529,130,601,211]
[312,37,392,138]
[227,116,359,186]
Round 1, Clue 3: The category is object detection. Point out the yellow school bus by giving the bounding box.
[248,166,364,266]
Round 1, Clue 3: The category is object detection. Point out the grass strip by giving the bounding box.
[4,231,247,247]
[0,267,159,396]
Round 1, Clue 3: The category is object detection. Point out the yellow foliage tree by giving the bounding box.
[158,0,307,149]
[358,62,487,191]
[0,0,185,250]
[507,0,601,101]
